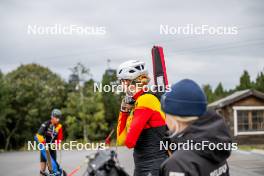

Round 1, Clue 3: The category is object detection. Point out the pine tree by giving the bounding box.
[236,70,252,90]
[202,84,214,103]
[214,82,225,100]
[255,71,264,92]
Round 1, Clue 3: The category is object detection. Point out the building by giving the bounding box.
[208,89,264,144]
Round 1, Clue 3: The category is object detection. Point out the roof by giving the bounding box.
[208,89,264,109]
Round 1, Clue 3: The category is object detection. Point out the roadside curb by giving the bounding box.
[251,149,264,155]
[235,150,251,155]
[236,149,264,156]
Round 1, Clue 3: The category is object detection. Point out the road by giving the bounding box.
[0,147,263,176]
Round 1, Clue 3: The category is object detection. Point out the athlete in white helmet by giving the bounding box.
[117,60,148,80]
[116,60,168,176]
[117,60,149,108]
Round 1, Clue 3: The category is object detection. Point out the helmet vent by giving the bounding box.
[135,66,141,70]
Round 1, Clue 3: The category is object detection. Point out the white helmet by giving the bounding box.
[117,60,148,80]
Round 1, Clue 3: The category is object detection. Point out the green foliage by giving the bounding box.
[236,70,253,90]
[202,84,214,103]
[64,116,80,140]
[64,64,107,142]
[214,82,227,100]
[214,82,224,96]
[64,80,107,141]
[101,69,121,131]
[254,72,264,92]
[2,64,66,150]
[0,71,13,148]
[203,70,264,104]
[203,82,227,103]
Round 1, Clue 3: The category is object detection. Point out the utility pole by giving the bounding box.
[74,63,89,142]
[75,81,87,142]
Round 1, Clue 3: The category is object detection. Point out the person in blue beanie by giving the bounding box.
[159,79,232,176]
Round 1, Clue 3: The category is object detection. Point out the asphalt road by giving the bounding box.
[0,147,263,176]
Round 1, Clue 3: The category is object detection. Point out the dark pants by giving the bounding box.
[134,157,167,176]
[40,149,57,162]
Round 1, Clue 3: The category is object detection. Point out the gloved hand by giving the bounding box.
[120,96,134,112]
[123,95,135,105]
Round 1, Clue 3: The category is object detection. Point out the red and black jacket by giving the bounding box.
[117,89,168,175]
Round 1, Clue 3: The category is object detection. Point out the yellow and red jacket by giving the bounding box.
[36,120,63,144]
[117,89,166,148]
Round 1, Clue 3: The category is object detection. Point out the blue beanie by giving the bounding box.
[161,79,207,117]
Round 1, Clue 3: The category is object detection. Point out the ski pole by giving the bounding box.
[105,129,115,145]
[67,166,81,176]
[59,148,62,166]
[45,149,53,173]
[67,159,87,176]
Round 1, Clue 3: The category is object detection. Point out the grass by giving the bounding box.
[238,145,264,151]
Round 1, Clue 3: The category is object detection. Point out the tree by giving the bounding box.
[101,69,121,132]
[4,64,66,150]
[0,71,13,149]
[236,70,252,90]
[64,63,107,141]
[214,82,225,100]
[64,79,107,141]
[254,71,264,92]
[202,84,214,103]
[85,80,107,140]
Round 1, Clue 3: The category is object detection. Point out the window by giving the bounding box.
[252,110,264,130]
[237,111,249,132]
[237,110,264,132]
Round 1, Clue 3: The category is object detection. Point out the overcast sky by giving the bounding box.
[0,0,264,89]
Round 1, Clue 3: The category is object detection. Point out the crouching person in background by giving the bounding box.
[160,79,232,176]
